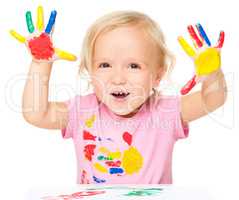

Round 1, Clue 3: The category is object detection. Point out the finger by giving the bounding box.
[215,31,225,49]
[55,48,77,61]
[36,6,44,32]
[187,25,203,48]
[9,30,26,43]
[196,23,211,46]
[178,36,196,57]
[45,10,57,34]
[26,11,35,33]
[180,75,197,95]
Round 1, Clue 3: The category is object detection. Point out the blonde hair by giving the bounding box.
[79,10,175,82]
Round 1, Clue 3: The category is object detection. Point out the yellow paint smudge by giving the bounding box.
[122,147,143,174]
[94,162,108,173]
[85,115,96,128]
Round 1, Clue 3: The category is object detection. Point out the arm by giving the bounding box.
[181,69,227,122]
[178,23,226,122]
[22,60,68,129]
[10,6,77,129]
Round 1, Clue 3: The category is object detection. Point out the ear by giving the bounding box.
[153,67,165,87]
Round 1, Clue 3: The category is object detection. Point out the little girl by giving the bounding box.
[13,6,227,184]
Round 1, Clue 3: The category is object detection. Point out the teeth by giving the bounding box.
[112,91,127,95]
[111,91,129,97]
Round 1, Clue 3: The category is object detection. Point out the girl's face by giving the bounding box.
[91,25,163,117]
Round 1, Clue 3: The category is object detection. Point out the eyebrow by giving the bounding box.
[92,58,149,66]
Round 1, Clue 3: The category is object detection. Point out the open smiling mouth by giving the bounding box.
[110,91,130,99]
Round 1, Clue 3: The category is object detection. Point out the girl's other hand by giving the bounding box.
[178,23,225,95]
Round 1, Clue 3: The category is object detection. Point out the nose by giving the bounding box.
[111,66,127,85]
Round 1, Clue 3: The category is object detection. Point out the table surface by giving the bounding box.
[26,184,213,200]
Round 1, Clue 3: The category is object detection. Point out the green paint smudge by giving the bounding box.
[123,188,163,196]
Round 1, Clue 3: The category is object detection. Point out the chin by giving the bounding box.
[109,105,141,118]
[111,108,130,116]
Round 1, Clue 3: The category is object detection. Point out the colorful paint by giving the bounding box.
[41,186,164,200]
[28,33,54,60]
[122,132,132,145]
[93,175,106,183]
[81,114,144,182]
[83,144,96,161]
[42,190,106,200]
[45,10,57,34]
[83,130,96,141]
[121,146,143,174]
[10,5,77,61]
[178,23,225,95]
[124,188,163,196]
[85,115,96,128]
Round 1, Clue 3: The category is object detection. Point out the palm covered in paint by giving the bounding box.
[178,23,225,95]
[10,6,77,62]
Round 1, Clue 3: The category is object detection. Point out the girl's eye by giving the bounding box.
[98,62,110,68]
[128,63,141,69]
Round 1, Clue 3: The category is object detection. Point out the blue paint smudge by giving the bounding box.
[93,175,106,183]
[109,167,124,174]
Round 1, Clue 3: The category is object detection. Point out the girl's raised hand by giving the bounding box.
[178,23,225,95]
[10,5,77,62]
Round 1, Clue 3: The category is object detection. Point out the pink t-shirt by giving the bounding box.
[61,93,189,184]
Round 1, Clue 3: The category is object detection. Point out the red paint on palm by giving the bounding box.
[123,132,132,146]
[28,33,54,60]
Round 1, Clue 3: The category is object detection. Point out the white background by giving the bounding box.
[0,0,238,199]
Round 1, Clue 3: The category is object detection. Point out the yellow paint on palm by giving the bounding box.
[108,151,121,159]
[85,115,96,128]
[194,48,220,76]
[94,162,108,173]
[122,147,143,174]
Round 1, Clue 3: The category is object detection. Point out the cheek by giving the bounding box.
[129,73,153,92]
[91,74,109,95]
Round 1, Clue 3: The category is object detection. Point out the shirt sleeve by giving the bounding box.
[174,95,189,140]
[61,96,79,139]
